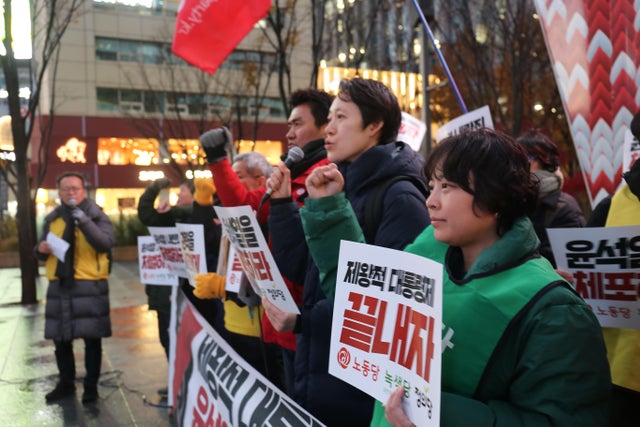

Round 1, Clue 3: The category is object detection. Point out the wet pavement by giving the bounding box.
[0,261,176,427]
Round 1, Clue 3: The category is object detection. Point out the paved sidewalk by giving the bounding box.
[0,261,176,427]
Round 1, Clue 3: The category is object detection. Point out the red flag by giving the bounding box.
[172,0,272,74]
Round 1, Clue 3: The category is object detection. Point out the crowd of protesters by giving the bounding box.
[37,78,640,426]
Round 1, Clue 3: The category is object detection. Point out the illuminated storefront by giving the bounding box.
[31,115,286,215]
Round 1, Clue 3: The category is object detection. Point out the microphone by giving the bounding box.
[262,146,305,203]
[69,198,77,224]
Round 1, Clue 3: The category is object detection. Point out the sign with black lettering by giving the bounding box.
[548,226,640,329]
[330,241,443,427]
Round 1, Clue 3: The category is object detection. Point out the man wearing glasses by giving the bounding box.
[34,171,114,405]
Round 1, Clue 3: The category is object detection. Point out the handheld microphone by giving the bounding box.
[68,198,77,224]
[262,146,305,203]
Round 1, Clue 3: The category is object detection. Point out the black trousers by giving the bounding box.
[54,338,102,387]
[156,309,170,360]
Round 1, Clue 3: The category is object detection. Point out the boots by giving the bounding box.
[45,381,76,402]
[82,383,98,404]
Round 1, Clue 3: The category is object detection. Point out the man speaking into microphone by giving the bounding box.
[34,171,114,405]
[196,88,334,395]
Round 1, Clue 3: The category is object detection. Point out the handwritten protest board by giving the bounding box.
[214,205,300,314]
[435,105,494,143]
[548,226,640,329]
[329,241,443,427]
[175,223,207,287]
[147,226,187,278]
[137,235,176,285]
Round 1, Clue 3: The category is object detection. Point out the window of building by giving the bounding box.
[96,87,286,119]
[119,40,142,62]
[96,88,119,112]
[95,38,118,61]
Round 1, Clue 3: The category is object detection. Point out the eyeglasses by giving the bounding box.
[59,186,83,193]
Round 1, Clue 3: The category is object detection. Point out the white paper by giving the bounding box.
[46,232,70,263]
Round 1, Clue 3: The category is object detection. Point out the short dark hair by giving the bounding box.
[289,88,334,128]
[516,130,560,172]
[337,78,401,144]
[56,171,88,189]
[424,128,538,235]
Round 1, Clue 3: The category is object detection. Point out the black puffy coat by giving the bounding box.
[269,142,430,426]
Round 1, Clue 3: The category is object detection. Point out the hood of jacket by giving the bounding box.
[339,141,424,198]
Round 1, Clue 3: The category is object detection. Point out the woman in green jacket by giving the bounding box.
[299,128,611,426]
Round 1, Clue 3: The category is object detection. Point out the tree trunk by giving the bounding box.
[14,129,38,304]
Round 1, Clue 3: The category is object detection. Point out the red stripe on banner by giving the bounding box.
[172,0,272,74]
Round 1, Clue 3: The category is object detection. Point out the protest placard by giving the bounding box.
[147,226,188,278]
[175,223,207,287]
[329,241,443,427]
[214,205,300,314]
[398,112,427,152]
[548,226,640,329]
[435,105,494,143]
[137,235,176,285]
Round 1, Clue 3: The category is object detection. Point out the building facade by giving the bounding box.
[22,0,315,216]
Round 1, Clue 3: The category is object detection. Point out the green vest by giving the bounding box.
[370,227,566,427]
[405,227,565,396]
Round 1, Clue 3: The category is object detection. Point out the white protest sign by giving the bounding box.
[137,235,177,285]
[435,105,494,143]
[623,128,640,173]
[214,205,300,314]
[398,112,427,152]
[330,241,442,427]
[175,223,207,287]
[548,226,640,329]
[147,226,188,278]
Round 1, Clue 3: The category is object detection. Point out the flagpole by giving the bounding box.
[411,0,468,114]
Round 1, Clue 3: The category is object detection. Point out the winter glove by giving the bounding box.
[199,127,233,164]
[194,273,226,299]
[71,208,89,225]
[194,178,216,205]
[149,177,171,192]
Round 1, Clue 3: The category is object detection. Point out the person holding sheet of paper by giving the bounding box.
[297,129,610,426]
[586,111,640,427]
[34,172,114,404]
